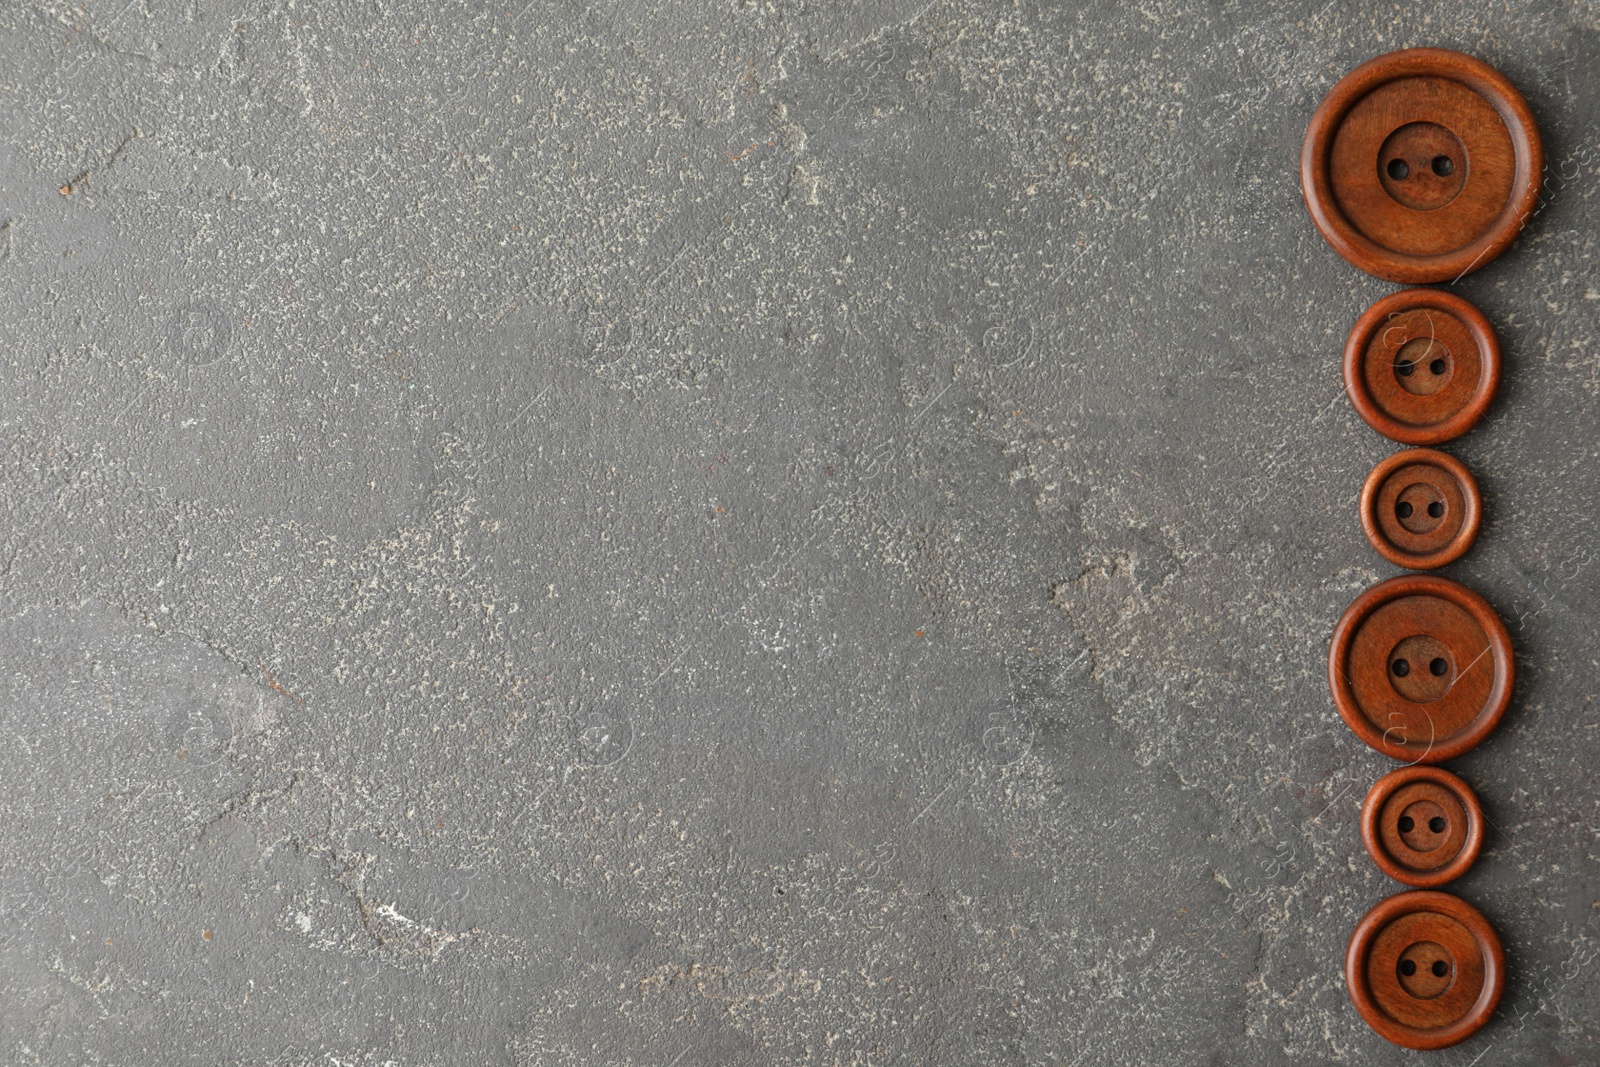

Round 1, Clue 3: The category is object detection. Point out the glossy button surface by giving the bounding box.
[1329,575,1513,763]
[1302,48,1542,282]
[1347,890,1504,1049]
[1344,288,1501,444]
[1361,448,1481,569]
[1361,766,1484,887]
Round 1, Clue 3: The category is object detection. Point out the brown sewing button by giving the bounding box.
[1344,288,1501,444]
[1329,575,1513,763]
[1302,48,1543,283]
[1361,766,1484,887]
[1346,890,1504,1049]
[1360,448,1481,569]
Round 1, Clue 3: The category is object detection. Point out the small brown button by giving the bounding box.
[1361,766,1484,887]
[1344,288,1501,444]
[1329,575,1514,763]
[1302,48,1543,283]
[1360,448,1481,569]
[1346,890,1504,1049]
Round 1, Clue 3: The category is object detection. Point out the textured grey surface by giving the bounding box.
[1,1,1598,1064]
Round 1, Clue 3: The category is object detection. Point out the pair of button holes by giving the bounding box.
[1396,500,1445,520]
[1399,959,1452,978]
[1386,156,1456,180]
[1397,815,1448,834]
[1392,657,1448,678]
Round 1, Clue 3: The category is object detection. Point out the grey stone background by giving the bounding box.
[1,0,1596,1063]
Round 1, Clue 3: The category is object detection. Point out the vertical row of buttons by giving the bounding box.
[1301,46,1543,1051]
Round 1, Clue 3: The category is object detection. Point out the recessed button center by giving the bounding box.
[1398,799,1450,852]
[1395,482,1447,534]
[1394,336,1453,395]
[1378,121,1469,211]
[1397,940,1455,999]
[1388,634,1456,702]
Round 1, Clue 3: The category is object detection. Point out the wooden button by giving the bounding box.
[1344,288,1501,444]
[1329,575,1514,763]
[1302,48,1542,283]
[1361,766,1484,887]
[1346,890,1504,1049]
[1360,448,1481,569]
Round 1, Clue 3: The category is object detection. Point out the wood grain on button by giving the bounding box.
[1360,448,1481,569]
[1344,288,1501,445]
[1361,765,1484,887]
[1302,48,1542,283]
[1329,575,1514,763]
[1346,890,1504,1049]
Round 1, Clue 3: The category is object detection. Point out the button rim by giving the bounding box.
[1344,288,1501,445]
[1302,47,1543,283]
[1360,448,1482,569]
[1329,574,1515,763]
[1346,889,1505,1049]
[1361,765,1485,887]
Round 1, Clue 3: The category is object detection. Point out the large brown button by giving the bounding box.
[1346,890,1504,1049]
[1329,575,1514,763]
[1344,288,1501,444]
[1360,448,1481,569]
[1361,766,1484,887]
[1302,48,1543,283]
